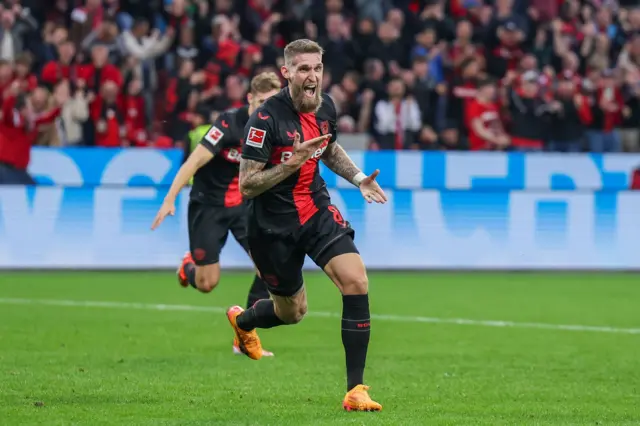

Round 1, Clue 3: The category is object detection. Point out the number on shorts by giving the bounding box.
[328,205,346,227]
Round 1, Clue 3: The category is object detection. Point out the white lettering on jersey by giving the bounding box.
[279,143,328,163]
[226,148,241,163]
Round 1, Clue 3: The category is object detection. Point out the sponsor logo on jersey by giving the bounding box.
[225,148,242,163]
[279,141,328,163]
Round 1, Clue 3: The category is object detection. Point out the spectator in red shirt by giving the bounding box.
[586,69,623,152]
[0,84,66,184]
[446,19,479,78]
[121,79,147,147]
[40,40,79,88]
[92,80,125,147]
[487,19,525,79]
[466,78,510,151]
[444,57,480,148]
[13,53,38,93]
[80,43,123,93]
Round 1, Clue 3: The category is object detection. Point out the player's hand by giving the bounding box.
[290,132,331,167]
[151,200,176,230]
[359,169,388,204]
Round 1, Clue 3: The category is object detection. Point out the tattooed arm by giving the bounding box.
[239,159,299,199]
[320,142,363,186]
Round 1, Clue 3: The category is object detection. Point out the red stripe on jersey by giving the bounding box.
[295,113,320,225]
[224,175,242,207]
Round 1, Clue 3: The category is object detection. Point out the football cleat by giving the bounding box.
[226,306,263,360]
[233,338,274,357]
[342,385,382,412]
[176,252,193,288]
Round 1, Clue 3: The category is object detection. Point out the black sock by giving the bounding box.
[236,299,286,331]
[342,294,370,391]
[246,275,270,309]
[185,263,196,289]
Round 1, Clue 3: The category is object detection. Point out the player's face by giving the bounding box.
[247,88,280,113]
[282,53,323,113]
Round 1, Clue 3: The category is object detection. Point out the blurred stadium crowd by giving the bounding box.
[1,0,640,182]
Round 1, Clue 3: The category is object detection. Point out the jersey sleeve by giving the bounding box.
[323,94,339,144]
[242,107,275,163]
[199,113,234,155]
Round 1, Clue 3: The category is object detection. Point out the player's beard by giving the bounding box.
[290,82,322,113]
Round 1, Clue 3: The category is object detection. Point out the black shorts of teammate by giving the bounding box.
[248,204,359,297]
[188,201,250,266]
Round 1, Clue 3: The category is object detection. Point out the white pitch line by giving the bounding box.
[1,297,639,335]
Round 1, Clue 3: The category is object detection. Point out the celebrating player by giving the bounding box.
[226,39,387,411]
[151,72,282,357]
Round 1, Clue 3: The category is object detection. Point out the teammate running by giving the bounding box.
[226,39,387,411]
[151,72,282,357]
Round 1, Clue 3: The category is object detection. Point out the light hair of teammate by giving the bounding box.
[250,72,282,94]
[283,39,324,67]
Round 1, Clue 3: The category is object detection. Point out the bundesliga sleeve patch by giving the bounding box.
[205,126,224,145]
[246,127,267,148]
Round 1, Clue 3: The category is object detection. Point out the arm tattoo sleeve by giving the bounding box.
[320,143,362,184]
[239,159,298,199]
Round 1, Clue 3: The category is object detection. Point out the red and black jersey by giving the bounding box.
[191,105,249,208]
[241,89,338,235]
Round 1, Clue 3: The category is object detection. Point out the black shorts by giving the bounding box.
[188,201,250,266]
[249,204,359,297]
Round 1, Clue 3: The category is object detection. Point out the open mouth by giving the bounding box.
[303,84,317,98]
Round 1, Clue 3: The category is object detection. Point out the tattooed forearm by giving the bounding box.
[321,143,361,184]
[239,159,298,198]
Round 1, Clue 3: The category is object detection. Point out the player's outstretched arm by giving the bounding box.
[151,145,213,230]
[321,142,388,204]
[239,159,299,199]
[240,132,331,199]
[320,142,362,183]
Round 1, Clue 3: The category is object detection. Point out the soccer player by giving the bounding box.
[227,39,387,411]
[151,72,282,357]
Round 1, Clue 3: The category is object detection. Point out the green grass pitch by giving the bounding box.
[1,271,639,425]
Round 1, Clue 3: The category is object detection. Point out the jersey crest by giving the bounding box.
[320,120,329,135]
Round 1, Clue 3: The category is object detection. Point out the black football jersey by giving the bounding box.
[191,105,249,207]
[241,89,338,234]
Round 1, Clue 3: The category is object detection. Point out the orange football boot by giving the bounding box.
[226,306,263,360]
[342,385,382,412]
[176,252,193,288]
[233,337,274,357]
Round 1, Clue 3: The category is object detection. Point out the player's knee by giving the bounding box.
[196,274,219,293]
[341,273,369,295]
